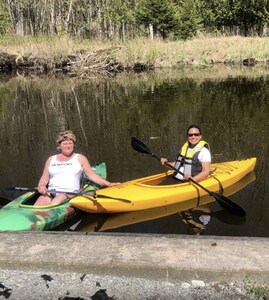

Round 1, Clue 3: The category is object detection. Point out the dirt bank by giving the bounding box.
[0,45,258,77]
[0,46,153,77]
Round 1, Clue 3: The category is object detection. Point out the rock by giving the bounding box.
[191,280,206,288]
[181,282,191,288]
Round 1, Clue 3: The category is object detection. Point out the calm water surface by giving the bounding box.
[0,67,268,236]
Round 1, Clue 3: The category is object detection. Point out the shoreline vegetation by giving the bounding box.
[1,35,269,76]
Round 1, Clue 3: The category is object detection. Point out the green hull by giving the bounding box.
[0,163,107,231]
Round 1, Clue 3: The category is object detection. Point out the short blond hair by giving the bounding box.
[56,130,76,145]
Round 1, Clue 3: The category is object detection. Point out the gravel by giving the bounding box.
[0,269,262,299]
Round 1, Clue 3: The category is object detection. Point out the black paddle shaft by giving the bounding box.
[6,186,131,203]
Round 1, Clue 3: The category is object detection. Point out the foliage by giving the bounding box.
[175,0,203,40]
[136,0,179,39]
[245,282,269,298]
[0,2,11,34]
[198,0,269,36]
[197,0,230,32]
[231,0,269,36]
[0,0,269,40]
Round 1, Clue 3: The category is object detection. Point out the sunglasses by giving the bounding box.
[188,133,201,137]
[59,136,75,143]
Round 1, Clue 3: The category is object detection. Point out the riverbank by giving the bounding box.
[0,35,269,75]
[0,231,269,299]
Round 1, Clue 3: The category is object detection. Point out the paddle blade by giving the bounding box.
[211,192,246,216]
[6,186,35,191]
[131,137,152,155]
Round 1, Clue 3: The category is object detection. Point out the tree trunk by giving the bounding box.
[50,0,57,34]
[149,23,154,40]
[122,20,125,41]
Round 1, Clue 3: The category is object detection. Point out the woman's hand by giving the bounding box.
[184,174,192,180]
[38,184,47,195]
[160,158,168,165]
[107,182,121,187]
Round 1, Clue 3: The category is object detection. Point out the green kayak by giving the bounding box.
[0,162,107,231]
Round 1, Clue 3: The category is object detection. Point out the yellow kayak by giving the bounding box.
[71,171,256,232]
[70,158,256,214]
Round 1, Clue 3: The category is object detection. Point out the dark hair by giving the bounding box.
[187,124,202,135]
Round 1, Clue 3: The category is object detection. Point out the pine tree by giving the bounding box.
[175,0,203,40]
[136,0,178,39]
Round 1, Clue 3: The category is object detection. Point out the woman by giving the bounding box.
[161,124,211,182]
[34,130,120,206]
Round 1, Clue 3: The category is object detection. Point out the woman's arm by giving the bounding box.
[79,155,120,187]
[37,157,52,194]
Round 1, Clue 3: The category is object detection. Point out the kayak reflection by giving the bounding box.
[65,172,255,233]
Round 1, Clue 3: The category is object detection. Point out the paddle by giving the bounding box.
[5,186,131,204]
[131,137,246,216]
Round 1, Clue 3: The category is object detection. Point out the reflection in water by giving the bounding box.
[0,70,268,236]
[178,203,247,235]
[71,87,89,148]
[179,205,211,235]
[63,172,254,234]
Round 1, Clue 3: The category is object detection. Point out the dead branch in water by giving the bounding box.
[68,46,123,74]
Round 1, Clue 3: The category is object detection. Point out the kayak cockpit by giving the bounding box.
[18,192,71,209]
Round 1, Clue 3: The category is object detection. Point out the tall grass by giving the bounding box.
[1,34,269,66]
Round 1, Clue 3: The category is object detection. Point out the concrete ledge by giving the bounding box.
[0,232,268,284]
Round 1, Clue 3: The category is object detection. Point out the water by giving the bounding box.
[0,67,268,236]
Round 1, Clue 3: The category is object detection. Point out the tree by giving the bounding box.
[175,0,203,40]
[0,1,11,34]
[198,0,230,33]
[231,0,269,36]
[1,0,269,39]
[136,0,178,39]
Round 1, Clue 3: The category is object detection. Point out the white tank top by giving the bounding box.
[48,153,83,192]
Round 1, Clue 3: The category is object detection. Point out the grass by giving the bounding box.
[0,34,102,58]
[245,281,269,298]
[1,34,269,68]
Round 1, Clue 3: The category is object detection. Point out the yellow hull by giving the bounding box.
[70,158,257,213]
[72,171,256,232]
